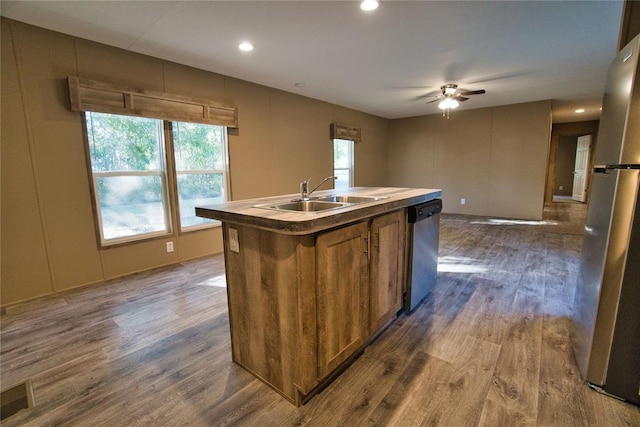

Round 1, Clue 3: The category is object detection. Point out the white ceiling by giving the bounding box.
[1,1,624,122]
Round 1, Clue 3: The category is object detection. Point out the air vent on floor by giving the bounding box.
[1,380,35,421]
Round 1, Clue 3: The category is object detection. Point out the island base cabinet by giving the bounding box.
[316,221,370,379]
[220,209,406,406]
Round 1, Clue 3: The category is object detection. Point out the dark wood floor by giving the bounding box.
[2,202,639,426]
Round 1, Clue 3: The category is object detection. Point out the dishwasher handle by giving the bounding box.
[408,199,442,223]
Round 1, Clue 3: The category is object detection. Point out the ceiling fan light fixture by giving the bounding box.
[438,98,459,110]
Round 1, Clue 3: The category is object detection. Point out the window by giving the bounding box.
[171,122,228,230]
[333,138,354,189]
[86,113,169,242]
[84,112,229,246]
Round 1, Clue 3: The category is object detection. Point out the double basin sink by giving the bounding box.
[255,195,387,212]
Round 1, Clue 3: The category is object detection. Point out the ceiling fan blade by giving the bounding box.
[467,70,531,85]
[425,98,441,104]
[458,89,486,96]
[454,96,469,102]
[414,93,440,101]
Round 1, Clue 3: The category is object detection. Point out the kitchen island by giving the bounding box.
[196,187,442,405]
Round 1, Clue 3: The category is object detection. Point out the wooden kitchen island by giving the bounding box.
[196,187,442,405]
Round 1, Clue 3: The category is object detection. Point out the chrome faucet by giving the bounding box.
[299,176,337,201]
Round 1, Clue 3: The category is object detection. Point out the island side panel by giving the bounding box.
[293,235,319,399]
[222,222,313,403]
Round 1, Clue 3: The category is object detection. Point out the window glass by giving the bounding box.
[172,122,228,230]
[333,138,354,189]
[88,113,162,172]
[86,112,169,244]
[95,175,168,240]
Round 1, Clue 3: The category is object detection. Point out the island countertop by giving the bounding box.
[195,186,442,235]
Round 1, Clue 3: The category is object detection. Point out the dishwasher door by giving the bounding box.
[405,199,441,312]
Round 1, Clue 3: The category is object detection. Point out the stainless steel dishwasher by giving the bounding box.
[405,199,442,312]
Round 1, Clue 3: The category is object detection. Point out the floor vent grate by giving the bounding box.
[1,380,35,421]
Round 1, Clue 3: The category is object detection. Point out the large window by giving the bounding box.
[333,138,354,189]
[84,112,228,246]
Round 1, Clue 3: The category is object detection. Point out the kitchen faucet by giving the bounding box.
[299,176,338,201]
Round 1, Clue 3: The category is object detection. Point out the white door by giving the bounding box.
[572,135,592,202]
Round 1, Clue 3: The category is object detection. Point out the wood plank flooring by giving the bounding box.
[2,202,639,426]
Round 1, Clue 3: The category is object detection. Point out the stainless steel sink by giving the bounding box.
[317,195,387,204]
[254,194,387,213]
[257,200,347,212]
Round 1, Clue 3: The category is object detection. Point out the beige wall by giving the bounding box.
[1,18,556,306]
[1,19,390,305]
[387,101,552,219]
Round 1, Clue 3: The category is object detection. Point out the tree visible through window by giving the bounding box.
[86,112,169,242]
[333,138,354,189]
[84,112,229,246]
[172,122,228,229]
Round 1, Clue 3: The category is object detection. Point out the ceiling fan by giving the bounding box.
[426,84,486,117]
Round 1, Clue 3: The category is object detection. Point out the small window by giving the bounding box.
[333,138,354,189]
[171,122,229,230]
[86,112,170,244]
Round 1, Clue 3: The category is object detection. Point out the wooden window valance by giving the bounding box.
[330,123,361,143]
[68,76,238,128]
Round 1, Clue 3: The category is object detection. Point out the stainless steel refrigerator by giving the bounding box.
[572,33,640,406]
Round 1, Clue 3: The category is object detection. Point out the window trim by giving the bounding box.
[330,123,361,144]
[69,76,238,128]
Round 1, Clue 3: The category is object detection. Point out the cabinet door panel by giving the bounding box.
[316,221,369,379]
[370,210,405,332]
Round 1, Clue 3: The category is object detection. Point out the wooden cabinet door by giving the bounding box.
[316,221,370,379]
[370,210,405,333]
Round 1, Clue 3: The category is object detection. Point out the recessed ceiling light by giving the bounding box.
[575,108,585,113]
[238,42,254,52]
[360,0,379,11]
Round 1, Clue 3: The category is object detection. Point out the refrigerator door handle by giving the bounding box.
[594,166,610,174]
[594,164,640,173]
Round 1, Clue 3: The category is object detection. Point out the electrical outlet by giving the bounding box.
[559,185,564,190]
[229,228,240,253]
[461,198,466,205]
[166,241,174,253]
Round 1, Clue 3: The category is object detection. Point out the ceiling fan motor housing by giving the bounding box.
[442,84,458,96]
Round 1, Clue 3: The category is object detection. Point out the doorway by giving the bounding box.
[552,134,591,202]
[553,135,579,201]
[545,121,599,204]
